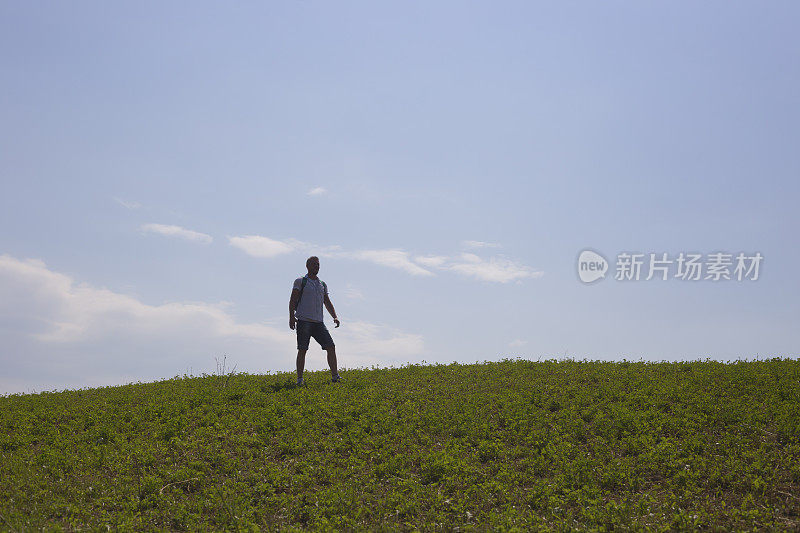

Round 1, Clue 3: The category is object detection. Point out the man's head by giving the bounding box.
[306,256,320,276]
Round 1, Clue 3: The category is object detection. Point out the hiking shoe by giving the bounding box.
[331,374,343,383]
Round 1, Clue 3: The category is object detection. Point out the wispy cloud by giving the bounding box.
[228,234,542,283]
[141,223,213,244]
[346,249,541,282]
[416,252,543,283]
[307,187,327,196]
[445,253,543,283]
[463,240,500,249]
[509,339,528,348]
[228,235,300,258]
[414,255,448,268]
[229,236,342,259]
[114,197,142,210]
[342,283,365,300]
[227,235,433,276]
[348,250,433,277]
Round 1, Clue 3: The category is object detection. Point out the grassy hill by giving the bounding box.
[1,359,799,531]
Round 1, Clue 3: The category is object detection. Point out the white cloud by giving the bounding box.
[0,254,426,394]
[141,223,213,244]
[463,240,501,249]
[307,187,327,196]
[458,252,482,263]
[229,235,342,259]
[114,197,142,210]
[229,236,435,276]
[414,255,448,268]
[416,251,543,283]
[509,339,528,348]
[446,254,543,283]
[345,249,541,283]
[0,254,283,346]
[349,249,433,276]
[227,234,542,283]
[342,284,365,300]
[228,235,299,258]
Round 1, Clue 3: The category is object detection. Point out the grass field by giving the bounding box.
[1,359,799,531]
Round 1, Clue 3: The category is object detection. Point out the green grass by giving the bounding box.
[1,359,799,531]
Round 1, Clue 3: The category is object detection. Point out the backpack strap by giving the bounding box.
[296,275,308,310]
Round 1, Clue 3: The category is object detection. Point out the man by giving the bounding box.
[289,256,342,385]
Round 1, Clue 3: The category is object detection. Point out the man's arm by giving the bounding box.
[324,294,340,327]
[289,289,300,329]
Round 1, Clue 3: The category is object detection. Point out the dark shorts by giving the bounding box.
[296,319,335,350]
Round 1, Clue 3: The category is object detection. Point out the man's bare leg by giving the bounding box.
[296,349,307,382]
[326,346,338,378]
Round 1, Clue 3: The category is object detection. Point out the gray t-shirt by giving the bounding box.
[293,276,328,323]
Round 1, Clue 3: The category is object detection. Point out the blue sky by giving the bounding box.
[1,2,798,394]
